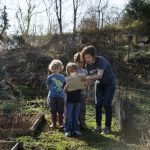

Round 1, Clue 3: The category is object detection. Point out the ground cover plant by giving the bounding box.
[11,86,149,150]
[16,102,127,150]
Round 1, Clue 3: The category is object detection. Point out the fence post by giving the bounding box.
[114,87,126,131]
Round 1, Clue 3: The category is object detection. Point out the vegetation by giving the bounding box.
[13,89,149,150]
[16,103,126,150]
[0,1,149,149]
[123,0,150,38]
[0,102,14,114]
[0,5,9,39]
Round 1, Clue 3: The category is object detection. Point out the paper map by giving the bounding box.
[65,74,86,92]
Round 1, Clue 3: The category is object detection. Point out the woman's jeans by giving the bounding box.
[64,102,81,132]
[95,83,116,129]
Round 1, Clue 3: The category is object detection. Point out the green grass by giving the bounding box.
[129,48,150,58]
[124,47,150,61]
[16,103,128,150]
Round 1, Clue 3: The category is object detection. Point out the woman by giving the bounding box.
[81,45,116,134]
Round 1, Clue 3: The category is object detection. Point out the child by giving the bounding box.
[46,59,65,129]
[73,52,88,129]
[64,62,84,137]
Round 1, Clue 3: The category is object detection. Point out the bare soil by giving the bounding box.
[0,112,39,140]
[0,141,16,150]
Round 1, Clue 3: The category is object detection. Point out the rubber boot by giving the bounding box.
[50,113,57,129]
[58,113,64,128]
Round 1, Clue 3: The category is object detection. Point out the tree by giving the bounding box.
[72,0,82,33]
[79,0,109,30]
[105,7,125,26]
[126,0,150,20]
[16,0,46,36]
[0,6,9,39]
[54,0,62,34]
[95,0,108,28]
[16,0,36,35]
[42,0,54,33]
[125,0,150,39]
[79,15,97,30]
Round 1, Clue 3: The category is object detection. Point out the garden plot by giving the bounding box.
[0,112,45,139]
[0,140,23,150]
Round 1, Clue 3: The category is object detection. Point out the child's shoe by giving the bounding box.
[58,113,64,129]
[50,113,57,129]
[101,126,111,134]
[73,131,82,136]
[65,132,71,137]
[59,124,64,129]
[93,125,101,132]
[49,123,56,129]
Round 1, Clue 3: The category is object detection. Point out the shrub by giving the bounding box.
[0,102,14,114]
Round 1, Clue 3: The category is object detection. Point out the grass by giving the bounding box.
[15,102,128,150]
[1,87,149,150]
[124,47,150,61]
[128,48,150,59]
[9,87,149,150]
[117,88,150,150]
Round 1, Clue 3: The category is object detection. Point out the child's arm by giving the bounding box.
[64,84,69,93]
[46,76,51,90]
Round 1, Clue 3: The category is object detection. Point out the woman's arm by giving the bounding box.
[86,69,104,81]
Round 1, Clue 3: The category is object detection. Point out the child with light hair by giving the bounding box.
[64,62,86,137]
[46,59,65,129]
[73,52,88,129]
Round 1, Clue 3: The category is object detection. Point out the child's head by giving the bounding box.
[66,62,78,76]
[73,52,83,69]
[48,59,64,73]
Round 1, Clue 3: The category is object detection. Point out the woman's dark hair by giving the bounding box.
[80,45,96,61]
[73,52,81,63]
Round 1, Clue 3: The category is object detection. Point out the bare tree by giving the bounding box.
[72,0,81,33]
[80,0,109,29]
[96,0,108,28]
[0,5,9,39]
[16,0,34,35]
[42,0,54,33]
[16,0,45,36]
[79,15,97,30]
[54,0,62,34]
[105,7,125,25]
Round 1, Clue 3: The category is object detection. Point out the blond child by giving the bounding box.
[64,62,83,137]
[46,59,65,129]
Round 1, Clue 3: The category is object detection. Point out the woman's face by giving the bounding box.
[84,54,95,64]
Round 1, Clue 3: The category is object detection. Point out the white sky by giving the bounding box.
[0,0,129,34]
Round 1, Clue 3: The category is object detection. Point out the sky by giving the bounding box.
[0,0,129,34]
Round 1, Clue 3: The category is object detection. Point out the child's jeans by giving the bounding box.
[48,97,64,113]
[64,102,81,132]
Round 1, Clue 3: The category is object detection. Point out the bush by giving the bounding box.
[0,102,14,114]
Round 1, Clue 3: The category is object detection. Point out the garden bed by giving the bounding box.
[0,140,23,150]
[0,112,45,139]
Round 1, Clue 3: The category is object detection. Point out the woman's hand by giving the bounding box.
[80,76,87,82]
[86,76,93,81]
[80,76,92,82]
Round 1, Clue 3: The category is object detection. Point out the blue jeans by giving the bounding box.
[95,83,116,129]
[64,102,81,132]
